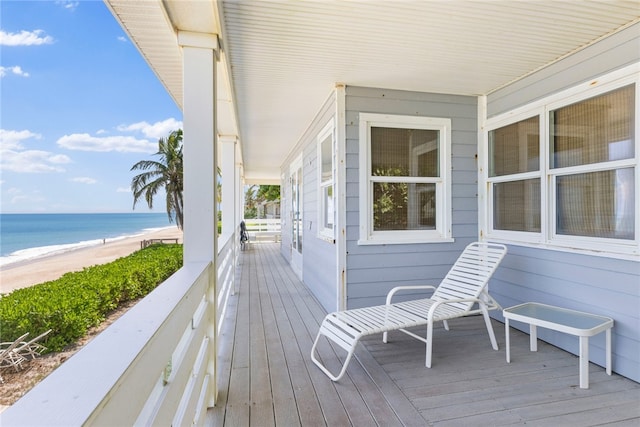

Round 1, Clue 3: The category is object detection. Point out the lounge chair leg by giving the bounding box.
[481,304,499,350]
[425,320,434,368]
[310,331,354,381]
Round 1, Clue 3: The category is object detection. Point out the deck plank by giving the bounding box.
[208,243,640,426]
[262,257,341,427]
[206,260,244,426]
[353,345,427,426]
[248,250,277,426]
[260,254,332,425]
[264,245,360,426]
[222,251,252,427]
[256,246,305,426]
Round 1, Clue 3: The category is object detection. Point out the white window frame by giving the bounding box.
[317,119,335,240]
[482,64,640,259]
[485,108,546,245]
[358,113,452,245]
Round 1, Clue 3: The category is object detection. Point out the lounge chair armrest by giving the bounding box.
[386,285,437,305]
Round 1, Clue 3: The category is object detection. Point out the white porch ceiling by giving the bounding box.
[105,0,640,184]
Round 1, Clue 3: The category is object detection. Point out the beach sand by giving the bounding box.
[0,227,183,294]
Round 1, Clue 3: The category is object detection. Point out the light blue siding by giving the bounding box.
[344,86,480,309]
[488,23,640,118]
[280,91,338,312]
[487,23,640,382]
[492,246,640,382]
[281,20,639,382]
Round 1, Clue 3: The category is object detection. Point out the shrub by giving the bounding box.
[0,244,183,352]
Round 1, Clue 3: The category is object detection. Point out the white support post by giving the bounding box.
[477,95,487,242]
[220,136,237,240]
[236,162,244,227]
[233,159,243,294]
[178,30,219,407]
[335,84,347,311]
[220,136,238,295]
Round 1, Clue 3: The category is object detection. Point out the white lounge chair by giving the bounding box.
[0,333,29,383]
[311,242,507,381]
[0,329,52,360]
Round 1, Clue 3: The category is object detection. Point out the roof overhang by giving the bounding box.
[105,0,640,183]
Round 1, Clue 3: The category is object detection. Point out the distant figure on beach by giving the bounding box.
[103,239,106,245]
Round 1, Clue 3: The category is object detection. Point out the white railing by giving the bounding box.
[2,232,239,425]
[216,233,238,331]
[243,218,281,242]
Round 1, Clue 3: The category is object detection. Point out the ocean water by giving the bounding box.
[0,213,174,267]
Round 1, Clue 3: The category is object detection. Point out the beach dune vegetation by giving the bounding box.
[0,244,183,353]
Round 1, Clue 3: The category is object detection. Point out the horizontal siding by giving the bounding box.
[488,22,640,117]
[344,86,480,309]
[280,90,338,313]
[492,245,640,382]
[487,25,640,382]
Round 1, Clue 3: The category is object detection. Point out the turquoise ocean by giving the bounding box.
[0,213,174,267]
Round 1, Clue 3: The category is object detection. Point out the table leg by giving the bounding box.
[505,318,511,363]
[579,336,589,389]
[606,328,612,376]
[529,324,537,352]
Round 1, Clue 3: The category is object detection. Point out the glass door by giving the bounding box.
[290,156,303,279]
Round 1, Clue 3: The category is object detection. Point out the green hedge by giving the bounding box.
[0,244,183,352]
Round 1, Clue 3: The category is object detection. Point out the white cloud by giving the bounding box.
[71,177,97,184]
[1,149,71,173]
[0,29,54,46]
[0,66,30,78]
[48,154,71,164]
[0,128,71,173]
[117,36,127,43]
[118,118,182,140]
[116,187,131,193]
[0,129,41,150]
[10,194,30,204]
[10,191,45,205]
[56,119,182,155]
[55,1,79,11]
[57,133,156,153]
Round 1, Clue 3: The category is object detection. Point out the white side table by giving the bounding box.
[503,302,613,389]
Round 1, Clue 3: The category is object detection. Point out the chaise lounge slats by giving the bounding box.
[318,322,355,353]
[311,242,507,381]
[0,332,30,383]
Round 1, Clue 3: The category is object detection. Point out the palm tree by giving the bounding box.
[131,129,184,229]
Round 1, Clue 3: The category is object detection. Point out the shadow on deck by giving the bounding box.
[208,243,640,426]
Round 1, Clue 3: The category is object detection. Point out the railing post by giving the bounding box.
[207,260,217,406]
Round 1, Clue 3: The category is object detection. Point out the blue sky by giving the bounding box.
[1,1,183,213]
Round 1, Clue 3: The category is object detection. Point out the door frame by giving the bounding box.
[290,155,303,280]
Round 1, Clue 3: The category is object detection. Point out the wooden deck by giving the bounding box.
[208,243,640,426]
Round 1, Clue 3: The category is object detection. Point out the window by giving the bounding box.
[488,116,542,235]
[317,120,334,239]
[485,73,638,257]
[550,86,635,241]
[359,113,452,244]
